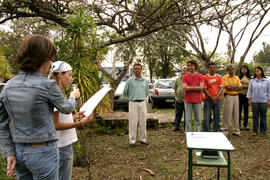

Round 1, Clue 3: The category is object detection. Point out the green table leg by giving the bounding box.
[227,152,231,180]
[218,167,220,180]
[188,149,193,180]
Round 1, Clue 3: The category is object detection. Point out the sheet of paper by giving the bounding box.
[79,87,111,116]
[186,132,234,151]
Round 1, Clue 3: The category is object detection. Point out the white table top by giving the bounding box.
[186,132,235,151]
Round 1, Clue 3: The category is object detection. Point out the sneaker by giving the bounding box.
[244,126,250,130]
[172,129,180,131]
[130,143,136,147]
[220,127,226,131]
[139,141,149,145]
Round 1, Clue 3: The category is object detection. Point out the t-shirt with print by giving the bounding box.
[204,74,223,100]
[182,72,204,103]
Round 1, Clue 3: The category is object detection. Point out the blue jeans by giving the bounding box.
[203,99,221,132]
[184,102,202,132]
[15,141,59,180]
[252,103,267,134]
[174,100,185,130]
[59,144,73,180]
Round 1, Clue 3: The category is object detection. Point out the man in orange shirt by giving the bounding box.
[203,62,223,132]
[222,64,242,136]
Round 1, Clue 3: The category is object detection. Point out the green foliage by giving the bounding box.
[0,47,13,82]
[0,156,7,178]
[0,18,59,74]
[92,123,128,136]
[253,42,270,75]
[142,30,189,78]
[55,9,111,113]
[254,42,270,65]
[55,10,112,169]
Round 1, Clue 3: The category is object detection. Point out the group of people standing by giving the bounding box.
[173,60,270,137]
[0,34,269,179]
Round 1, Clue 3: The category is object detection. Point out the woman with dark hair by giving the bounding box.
[247,66,270,136]
[238,65,251,130]
[0,34,80,179]
[50,61,93,180]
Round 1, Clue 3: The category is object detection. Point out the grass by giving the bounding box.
[1,107,270,180]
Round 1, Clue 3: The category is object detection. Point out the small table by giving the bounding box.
[186,132,235,180]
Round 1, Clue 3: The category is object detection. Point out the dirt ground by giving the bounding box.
[71,126,270,180]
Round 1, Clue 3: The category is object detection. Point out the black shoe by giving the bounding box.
[244,126,250,130]
[139,141,149,145]
[172,129,180,131]
[130,143,136,147]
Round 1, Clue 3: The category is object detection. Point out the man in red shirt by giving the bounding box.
[203,62,223,132]
[183,60,204,132]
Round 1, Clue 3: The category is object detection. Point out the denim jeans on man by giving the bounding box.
[185,102,202,132]
[203,99,221,132]
[174,100,185,130]
[15,141,59,180]
[252,103,267,135]
[59,144,73,180]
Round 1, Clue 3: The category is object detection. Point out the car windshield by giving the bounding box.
[156,80,174,89]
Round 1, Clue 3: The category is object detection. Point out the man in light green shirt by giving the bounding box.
[172,66,187,131]
[123,63,149,147]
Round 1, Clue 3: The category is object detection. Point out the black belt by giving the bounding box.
[131,100,144,102]
[224,93,237,96]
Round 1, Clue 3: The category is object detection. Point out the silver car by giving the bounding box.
[149,79,175,108]
[113,80,129,110]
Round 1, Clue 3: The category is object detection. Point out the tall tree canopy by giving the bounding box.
[0,0,226,48]
[253,42,270,67]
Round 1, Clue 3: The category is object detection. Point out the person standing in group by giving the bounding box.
[238,65,251,130]
[203,62,223,132]
[222,63,242,136]
[123,63,149,147]
[172,66,187,131]
[247,66,270,136]
[182,60,204,132]
[50,61,93,180]
[0,35,80,179]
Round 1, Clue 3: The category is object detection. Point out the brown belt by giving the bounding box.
[224,93,237,96]
[22,142,50,147]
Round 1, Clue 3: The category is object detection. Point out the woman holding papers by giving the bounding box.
[0,35,79,179]
[50,61,93,180]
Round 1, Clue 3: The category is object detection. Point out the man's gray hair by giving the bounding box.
[226,63,234,70]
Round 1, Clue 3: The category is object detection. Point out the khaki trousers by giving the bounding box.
[222,95,240,135]
[128,101,147,144]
